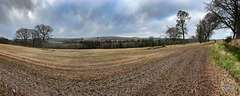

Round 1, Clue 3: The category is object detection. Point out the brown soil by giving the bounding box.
[0,44,239,95]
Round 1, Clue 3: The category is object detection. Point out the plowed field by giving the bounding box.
[0,44,239,95]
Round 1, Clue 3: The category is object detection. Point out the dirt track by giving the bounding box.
[0,44,239,95]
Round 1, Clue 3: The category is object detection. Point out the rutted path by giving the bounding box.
[0,44,239,95]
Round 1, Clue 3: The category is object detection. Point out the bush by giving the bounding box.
[224,36,232,43]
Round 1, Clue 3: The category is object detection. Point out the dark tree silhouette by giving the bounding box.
[29,29,41,47]
[165,27,181,45]
[15,28,30,46]
[176,10,191,44]
[196,13,220,43]
[147,36,155,47]
[203,13,220,41]
[35,24,53,48]
[206,0,240,39]
[196,20,205,43]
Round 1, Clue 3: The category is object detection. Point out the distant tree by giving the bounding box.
[165,27,181,45]
[118,41,123,48]
[206,0,240,39]
[176,10,191,44]
[0,37,11,44]
[147,36,155,47]
[35,24,53,48]
[157,39,162,46]
[15,28,30,46]
[189,35,197,43]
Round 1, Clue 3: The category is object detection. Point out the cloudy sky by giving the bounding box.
[0,0,231,39]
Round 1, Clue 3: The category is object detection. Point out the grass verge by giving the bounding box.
[209,43,240,84]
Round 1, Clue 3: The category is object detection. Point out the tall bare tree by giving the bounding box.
[203,13,220,41]
[15,28,30,46]
[206,0,240,39]
[176,10,191,44]
[35,24,53,48]
[196,20,205,43]
[165,26,181,45]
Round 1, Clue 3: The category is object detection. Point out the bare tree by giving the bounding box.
[196,20,210,43]
[176,10,191,44]
[35,24,53,48]
[196,13,220,43]
[196,20,204,43]
[203,13,220,41]
[15,28,30,46]
[206,0,240,39]
[165,27,181,45]
[29,29,41,47]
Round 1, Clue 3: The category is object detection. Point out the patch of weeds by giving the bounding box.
[162,74,170,84]
[165,79,169,83]
[1,88,7,93]
[18,67,24,69]
[16,71,21,74]
[39,65,44,68]
[137,72,142,74]
[109,79,114,82]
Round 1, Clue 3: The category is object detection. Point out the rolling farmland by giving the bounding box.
[0,43,239,95]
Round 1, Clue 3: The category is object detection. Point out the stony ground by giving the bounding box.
[0,44,239,95]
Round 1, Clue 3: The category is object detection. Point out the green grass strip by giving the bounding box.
[209,43,240,84]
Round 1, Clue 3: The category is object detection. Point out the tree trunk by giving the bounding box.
[233,32,236,39]
[182,25,185,45]
[236,29,240,39]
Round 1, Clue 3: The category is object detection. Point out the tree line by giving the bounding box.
[47,38,159,49]
[166,0,240,44]
[196,13,220,43]
[14,24,53,47]
[45,37,195,49]
[206,0,240,39]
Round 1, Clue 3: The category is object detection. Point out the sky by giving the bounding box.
[0,0,232,39]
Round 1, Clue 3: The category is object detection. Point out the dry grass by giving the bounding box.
[0,43,198,66]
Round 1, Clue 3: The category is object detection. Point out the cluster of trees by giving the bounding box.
[165,10,191,45]
[0,37,12,44]
[46,36,197,49]
[14,24,53,47]
[206,0,240,39]
[196,13,220,43]
[194,0,240,43]
[166,0,240,44]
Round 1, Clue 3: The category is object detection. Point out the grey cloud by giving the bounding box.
[0,0,33,24]
[1,0,222,39]
[1,0,33,9]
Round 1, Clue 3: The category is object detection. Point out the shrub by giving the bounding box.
[224,36,232,43]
